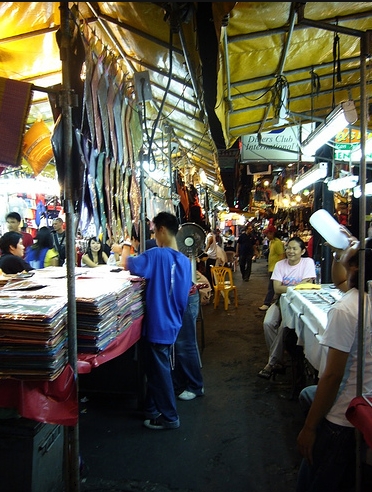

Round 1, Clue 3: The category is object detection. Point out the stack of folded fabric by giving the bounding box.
[115,280,134,335]
[75,283,119,353]
[0,295,68,380]
[129,277,146,321]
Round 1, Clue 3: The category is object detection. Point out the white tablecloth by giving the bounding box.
[280,285,344,372]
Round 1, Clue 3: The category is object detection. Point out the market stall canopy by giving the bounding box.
[215,2,372,150]
[1,2,372,191]
[0,1,226,198]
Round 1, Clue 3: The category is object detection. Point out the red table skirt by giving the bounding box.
[0,316,143,426]
[77,316,143,373]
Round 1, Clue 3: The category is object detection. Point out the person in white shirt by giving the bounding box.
[296,234,372,492]
[204,226,217,286]
[257,236,315,379]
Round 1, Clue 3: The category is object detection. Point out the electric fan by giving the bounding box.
[176,222,206,283]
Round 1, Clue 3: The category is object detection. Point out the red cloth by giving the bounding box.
[0,77,32,168]
[0,364,78,426]
[0,316,143,425]
[346,395,372,449]
[77,316,143,373]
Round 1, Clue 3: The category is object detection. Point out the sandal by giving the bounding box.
[257,366,273,380]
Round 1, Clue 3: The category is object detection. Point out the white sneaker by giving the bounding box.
[258,304,269,311]
[177,390,197,401]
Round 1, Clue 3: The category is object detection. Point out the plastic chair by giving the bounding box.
[225,251,237,271]
[210,266,238,310]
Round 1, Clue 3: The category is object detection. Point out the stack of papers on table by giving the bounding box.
[75,277,144,353]
[0,295,68,380]
[129,277,146,320]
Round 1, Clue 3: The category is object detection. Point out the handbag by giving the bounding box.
[346,394,372,449]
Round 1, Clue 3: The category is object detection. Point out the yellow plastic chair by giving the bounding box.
[210,266,238,310]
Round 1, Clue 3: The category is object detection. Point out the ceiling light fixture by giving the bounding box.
[291,162,328,194]
[327,174,359,192]
[353,182,372,198]
[301,100,358,156]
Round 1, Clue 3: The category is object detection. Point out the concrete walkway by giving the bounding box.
[78,258,306,492]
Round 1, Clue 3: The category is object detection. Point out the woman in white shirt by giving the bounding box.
[257,236,316,379]
[204,227,217,286]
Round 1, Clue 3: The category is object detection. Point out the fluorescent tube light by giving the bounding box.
[291,162,328,194]
[301,101,358,156]
[353,182,372,198]
[327,174,359,192]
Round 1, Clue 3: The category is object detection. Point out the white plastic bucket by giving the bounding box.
[309,209,349,250]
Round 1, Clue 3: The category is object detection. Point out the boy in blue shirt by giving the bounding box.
[118,212,192,430]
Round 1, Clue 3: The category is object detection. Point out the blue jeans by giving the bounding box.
[172,292,204,396]
[143,340,180,427]
[296,386,356,492]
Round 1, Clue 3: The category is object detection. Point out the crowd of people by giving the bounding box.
[0,212,65,274]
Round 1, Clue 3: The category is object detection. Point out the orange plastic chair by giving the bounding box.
[210,266,238,310]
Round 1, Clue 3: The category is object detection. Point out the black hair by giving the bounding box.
[86,237,105,264]
[0,231,23,253]
[29,227,54,259]
[6,211,21,223]
[349,238,372,292]
[286,236,309,257]
[152,212,179,237]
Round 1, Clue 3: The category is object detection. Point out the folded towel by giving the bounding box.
[294,283,322,290]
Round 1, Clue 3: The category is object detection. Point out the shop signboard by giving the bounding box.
[334,129,372,162]
[240,126,300,163]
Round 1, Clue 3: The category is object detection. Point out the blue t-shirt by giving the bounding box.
[127,247,192,344]
[25,247,49,269]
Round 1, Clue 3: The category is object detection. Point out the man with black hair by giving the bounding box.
[235,225,256,281]
[119,212,193,430]
[5,211,33,253]
[51,217,66,266]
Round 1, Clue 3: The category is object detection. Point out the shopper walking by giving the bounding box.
[235,225,256,281]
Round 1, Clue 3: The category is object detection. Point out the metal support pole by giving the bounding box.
[167,124,173,197]
[355,30,370,492]
[59,3,79,492]
[139,149,146,253]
